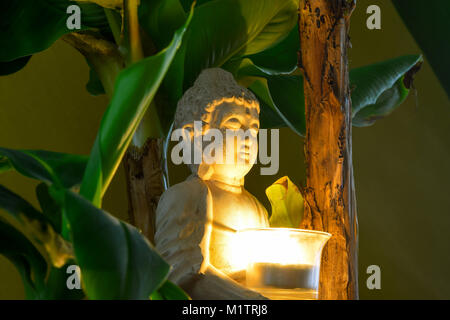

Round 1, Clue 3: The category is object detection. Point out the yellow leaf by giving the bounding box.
[266,176,303,228]
[1,210,74,269]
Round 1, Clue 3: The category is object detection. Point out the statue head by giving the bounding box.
[174,68,260,185]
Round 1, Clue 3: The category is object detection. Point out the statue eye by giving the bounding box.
[249,122,259,134]
[251,123,259,130]
[224,117,242,129]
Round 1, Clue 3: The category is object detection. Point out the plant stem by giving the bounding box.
[132,101,163,147]
[92,56,121,98]
[123,138,165,243]
[125,0,144,64]
[120,1,165,242]
[62,32,124,98]
[298,0,358,299]
[125,96,165,243]
[104,8,122,45]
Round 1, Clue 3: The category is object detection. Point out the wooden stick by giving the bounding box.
[298,0,358,300]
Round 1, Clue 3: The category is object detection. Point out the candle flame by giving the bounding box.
[229,228,331,272]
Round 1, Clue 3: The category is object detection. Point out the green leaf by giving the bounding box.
[0,221,47,299]
[0,1,110,62]
[243,24,299,75]
[179,0,212,12]
[393,1,450,98]
[266,176,303,228]
[181,0,299,88]
[0,218,84,300]
[0,185,47,225]
[0,185,73,268]
[149,290,164,300]
[0,155,11,174]
[76,2,114,38]
[76,0,122,9]
[39,263,86,300]
[0,0,68,61]
[62,189,170,299]
[151,280,190,300]
[159,44,188,133]
[138,0,188,133]
[36,183,62,233]
[80,8,193,205]
[249,80,286,130]
[351,54,423,123]
[238,55,422,136]
[0,221,84,300]
[0,148,88,189]
[139,0,187,50]
[352,77,407,127]
[0,56,32,76]
[236,59,305,135]
[156,0,298,130]
[264,75,305,135]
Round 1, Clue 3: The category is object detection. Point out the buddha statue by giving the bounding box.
[154,68,269,299]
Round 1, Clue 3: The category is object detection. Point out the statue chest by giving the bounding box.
[205,181,269,273]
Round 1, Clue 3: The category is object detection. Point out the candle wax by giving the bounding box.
[246,263,319,300]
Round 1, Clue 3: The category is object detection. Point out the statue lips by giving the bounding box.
[238,145,252,162]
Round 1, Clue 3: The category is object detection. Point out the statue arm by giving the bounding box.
[154,177,266,300]
[185,265,267,300]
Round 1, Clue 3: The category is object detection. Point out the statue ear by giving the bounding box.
[181,123,195,140]
[198,163,214,180]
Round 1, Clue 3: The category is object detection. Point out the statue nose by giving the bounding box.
[243,136,257,153]
[242,135,252,146]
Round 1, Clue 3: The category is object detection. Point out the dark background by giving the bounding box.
[1,0,449,299]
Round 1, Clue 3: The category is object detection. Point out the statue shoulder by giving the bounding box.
[154,176,213,285]
[242,188,270,224]
[155,176,212,230]
[159,176,209,205]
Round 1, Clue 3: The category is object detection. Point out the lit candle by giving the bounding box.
[232,228,331,300]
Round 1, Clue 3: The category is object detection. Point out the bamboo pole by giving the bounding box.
[298,0,358,299]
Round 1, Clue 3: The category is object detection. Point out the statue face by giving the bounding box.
[206,101,259,182]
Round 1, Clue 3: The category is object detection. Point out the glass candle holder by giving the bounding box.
[232,228,331,300]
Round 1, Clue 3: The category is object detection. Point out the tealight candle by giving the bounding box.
[232,228,331,300]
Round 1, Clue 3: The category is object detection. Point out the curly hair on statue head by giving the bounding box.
[174,68,260,132]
